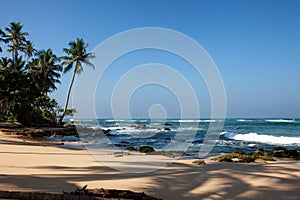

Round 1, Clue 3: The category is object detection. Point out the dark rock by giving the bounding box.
[164,123,172,126]
[273,147,300,159]
[101,129,111,135]
[287,149,300,159]
[273,147,289,157]
[136,125,147,129]
[126,146,136,151]
[274,146,287,151]
[164,127,171,131]
[61,185,162,200]
[192,139,203,144]
[139,146,155,153]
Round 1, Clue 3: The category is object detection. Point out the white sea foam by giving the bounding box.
[177,127,203,131]
[222,131,300,146]
[237,119,253,122]
[177,119,217,123]
[265,119,295,123]
[178,119,201,123]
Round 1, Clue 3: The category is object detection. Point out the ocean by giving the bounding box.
[54,118,300,158]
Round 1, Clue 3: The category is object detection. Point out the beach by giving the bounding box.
[0,134,299,200]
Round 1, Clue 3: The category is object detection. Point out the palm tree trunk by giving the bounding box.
[12,50,15,69]
[59,69,76,123]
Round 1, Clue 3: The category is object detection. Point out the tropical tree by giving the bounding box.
[0,57,11,120]
[0,55,29,122]
[59,38,95,123]
[0,28,5,53]
[28,49,62,94]
[23,40,36,63]
[2,22,28,66]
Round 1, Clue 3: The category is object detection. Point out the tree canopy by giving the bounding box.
[0,22,94,125]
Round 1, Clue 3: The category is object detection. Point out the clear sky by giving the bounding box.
[1,0,300,118]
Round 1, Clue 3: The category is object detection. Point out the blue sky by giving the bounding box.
[1,0,300,118]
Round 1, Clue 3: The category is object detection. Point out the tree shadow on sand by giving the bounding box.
[0,137,299,199]
[0,159,299,200]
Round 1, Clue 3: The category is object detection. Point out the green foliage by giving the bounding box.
[59,108,76,117]
[6,116,17,122]
[0,22,63,125]
[1,22,94,125]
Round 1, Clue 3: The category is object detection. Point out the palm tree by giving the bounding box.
[0,28,6,53]
[59,38,95,123]
[2,22,28,66]
[29,49,62,94]
[23,40,36,63]
[0,57,11,118]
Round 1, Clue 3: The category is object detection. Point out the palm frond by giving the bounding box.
[63,63,73,73]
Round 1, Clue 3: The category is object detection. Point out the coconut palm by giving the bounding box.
[23,40,36,63]
[0,28,5,53]
[2,22,28,66]
[59,38,95,123]
[0,57,11,119]
[29,49,62,94]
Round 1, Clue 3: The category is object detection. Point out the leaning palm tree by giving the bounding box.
[2,22,28,66]
[59,38,95,123]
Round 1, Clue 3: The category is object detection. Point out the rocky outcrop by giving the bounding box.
[0,126,78,138]
[212,147,300,163]
[139,146,155,153]
[272,147,300,159]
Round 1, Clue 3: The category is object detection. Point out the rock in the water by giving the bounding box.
[164,123,172,126]
[136,125,147,129]
[101,129,111,135]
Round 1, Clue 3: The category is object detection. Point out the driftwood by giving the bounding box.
[0,185,162,200]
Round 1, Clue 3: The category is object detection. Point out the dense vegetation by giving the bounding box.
[0,22,94,125]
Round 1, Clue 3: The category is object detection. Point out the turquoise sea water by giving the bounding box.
[57,118,300,157]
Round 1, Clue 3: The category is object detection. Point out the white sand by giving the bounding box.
[0,134,299,199]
